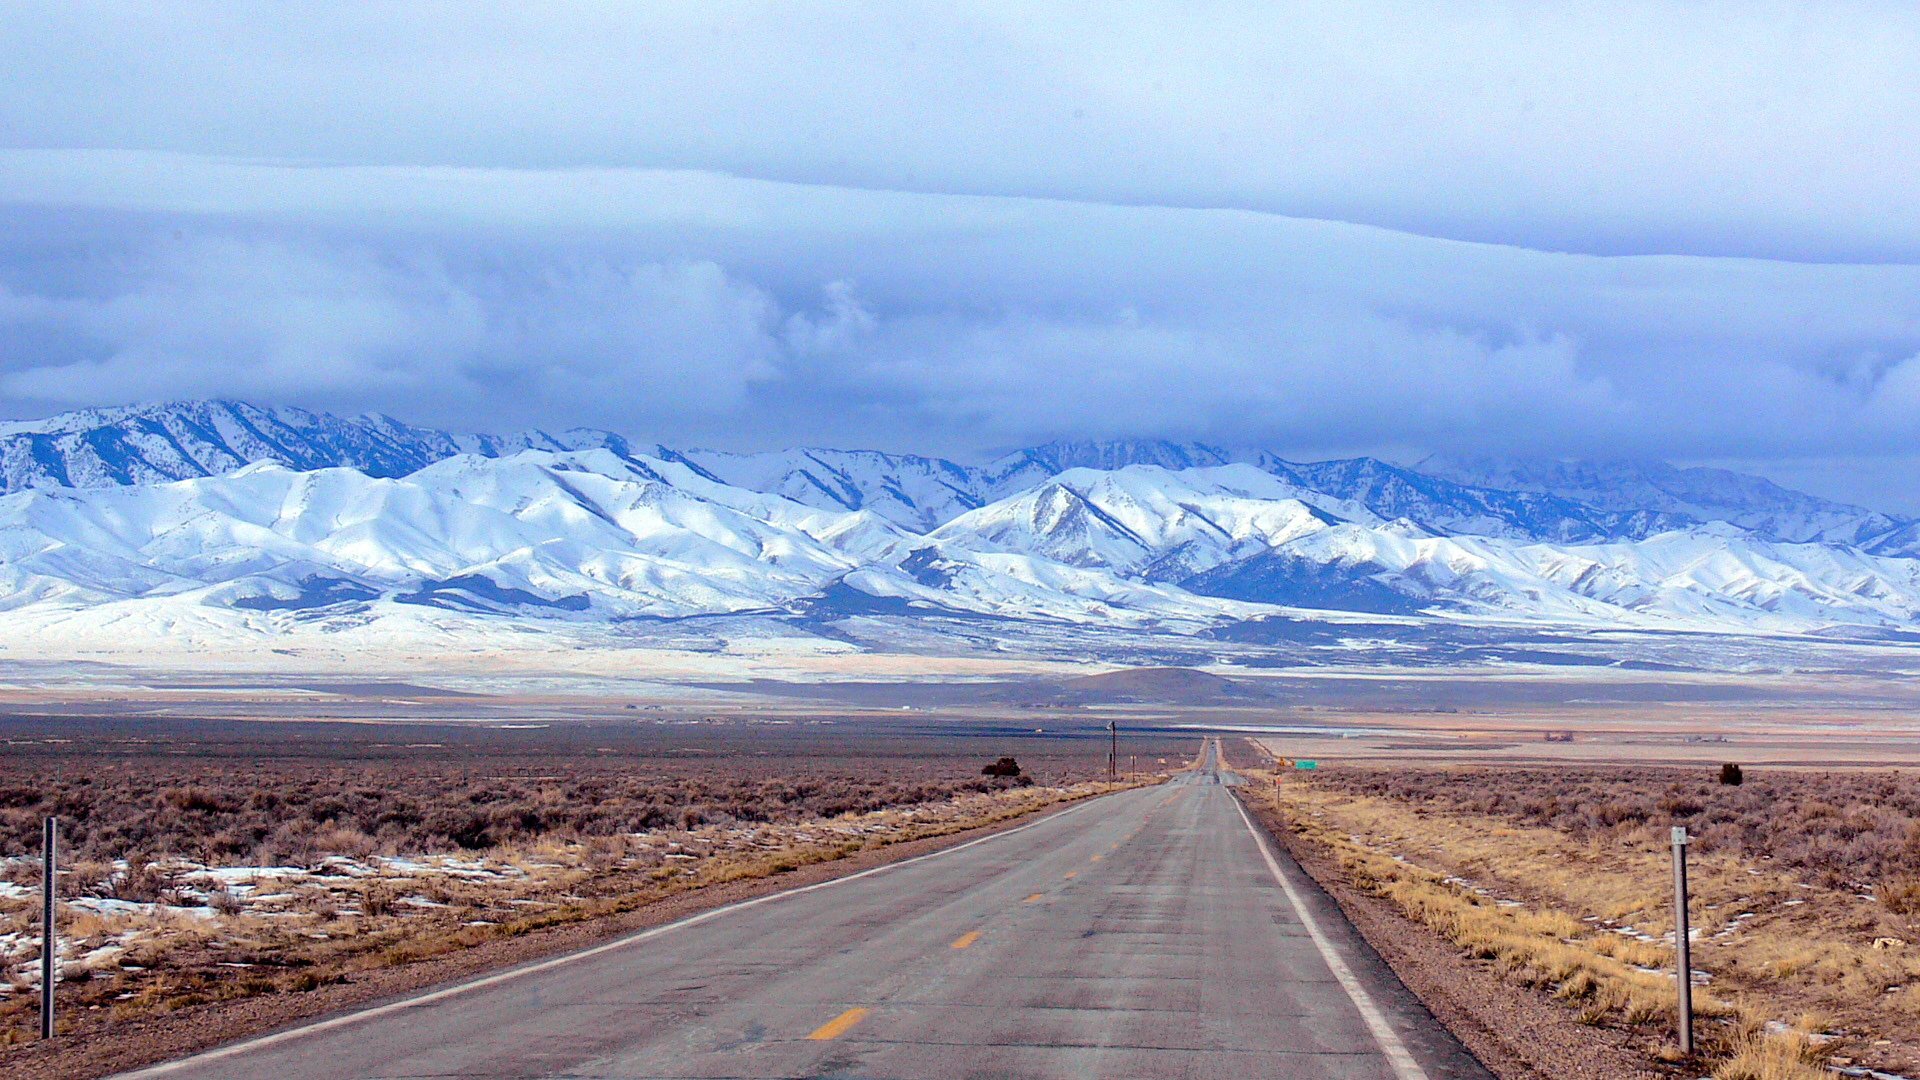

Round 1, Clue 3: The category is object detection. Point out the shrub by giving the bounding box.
[1720,763,1744,786]
[1879,877,1920,915]
[110,859,179,904]
[0,732,1168,867]
[982,757,1022,778]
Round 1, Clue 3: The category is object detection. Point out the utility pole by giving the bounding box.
[41,815,57,1041]
[1106,721,1117,781]
[1671,826,1693,1055]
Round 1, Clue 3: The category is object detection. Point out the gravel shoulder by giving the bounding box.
[1239,789,1664,1080]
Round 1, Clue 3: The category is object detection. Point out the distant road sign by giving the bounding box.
[1294,760,1318,771]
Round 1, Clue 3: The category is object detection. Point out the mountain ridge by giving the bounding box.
[0,401,1901,553]
[4,444,1920,642]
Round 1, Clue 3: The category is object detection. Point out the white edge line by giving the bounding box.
[1231,792,1430,1080]
[119,795,1101,1078]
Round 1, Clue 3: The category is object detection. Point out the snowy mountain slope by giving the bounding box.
[672,448,987,533]
[932,466,1347,579]
[1185,518,1920,632]
[1274,457,1693,542]
[974,439,1241,497]
[0,448,1256,630]
[1420,454,1903,547]
[3,403,1907,551]
[0,400,595,494]
[1857,520,1920,561]
[0,450,891,618]
[929,465,1920,631]
[5,448,1920,638]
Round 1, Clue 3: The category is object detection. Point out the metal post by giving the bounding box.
[41,815,57,1041]
[1671,825,1692,1055]
[1107,721,1117,781]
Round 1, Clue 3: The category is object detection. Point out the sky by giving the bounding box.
[2,4,1920,509]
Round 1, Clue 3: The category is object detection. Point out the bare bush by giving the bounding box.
[1301,764,1920,900]
[0,739,1147,867]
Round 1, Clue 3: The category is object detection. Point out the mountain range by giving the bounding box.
[2,399,1919,643]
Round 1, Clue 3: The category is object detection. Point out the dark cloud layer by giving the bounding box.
[1,6,1919,508]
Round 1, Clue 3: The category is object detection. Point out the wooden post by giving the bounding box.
[1671,825,1692,1055]
[40,815,57,1041]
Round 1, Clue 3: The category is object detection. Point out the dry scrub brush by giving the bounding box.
[1306,764,1920,893]
[1270,764,1920,1077]
[0,760,1052,867]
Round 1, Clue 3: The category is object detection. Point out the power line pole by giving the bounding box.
[41,815,57,1041]
[1106,721,1117,781]
[1671,826,1693,1055]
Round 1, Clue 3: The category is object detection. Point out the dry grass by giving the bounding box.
[1258,755,1920,1076]
[1268,778,1725,1034]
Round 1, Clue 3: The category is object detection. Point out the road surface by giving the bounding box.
[127,740,1488,1079]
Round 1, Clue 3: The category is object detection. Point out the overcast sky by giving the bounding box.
[3,3,1920,508]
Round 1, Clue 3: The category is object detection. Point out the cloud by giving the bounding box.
[2,199,1919,470]
[4,7,1920,507]
[4,5,1920,261]
[772,290,1628,454]
[1,148,1920,506]
[0,235,783,432]
[4,237,484,403]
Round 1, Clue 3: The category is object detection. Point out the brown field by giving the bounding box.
[1249,746,1920,1079]
[0,715,1187,1058]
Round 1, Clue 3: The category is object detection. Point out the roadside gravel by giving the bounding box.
[1242,792,1667,1080]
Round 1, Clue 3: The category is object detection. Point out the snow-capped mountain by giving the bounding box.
[5,401,1920,645]
[932,464,1920,631]
[668,448,988,533]
[932,466,1344,580]
[4,446,1920,641]
[3,402,1905,550]
[0,400,621,493]
[0,448,904,619]
[0,448,1258,631]
[1420,455,1905,548]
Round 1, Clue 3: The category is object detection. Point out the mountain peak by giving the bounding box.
[986,438,1237,477]
[0,411,1919,639]
[0,400,1906,554]
[1417,453,1896,545]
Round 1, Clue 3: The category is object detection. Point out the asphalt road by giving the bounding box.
[127,741,1490,1079]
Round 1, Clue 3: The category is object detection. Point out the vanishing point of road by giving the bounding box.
[125,740,1490,1079]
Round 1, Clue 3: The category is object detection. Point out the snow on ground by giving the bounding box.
[0,783,1109,998]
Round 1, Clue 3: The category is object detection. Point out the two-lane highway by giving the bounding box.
[127,740,1489,1078]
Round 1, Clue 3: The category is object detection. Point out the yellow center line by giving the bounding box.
[950,931,981,949]
[1063,870,1078,879]
[1089,854,1103,862]
[1023,892,1045,904]
[807,1007,871,1041]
